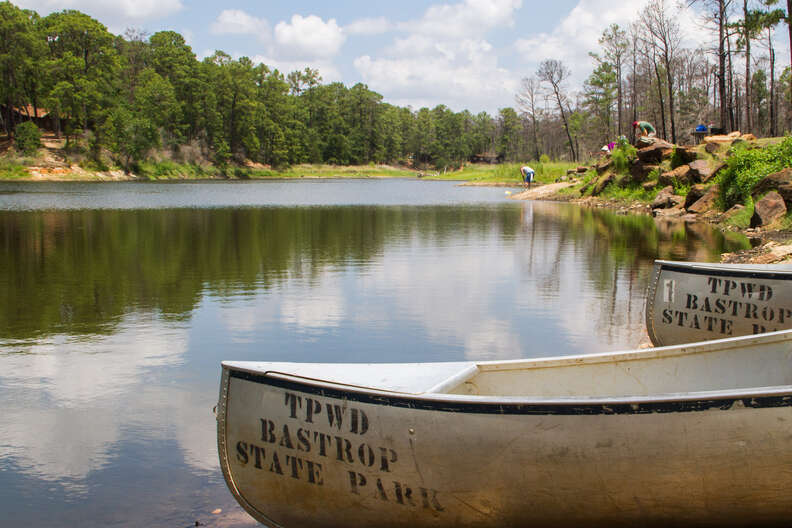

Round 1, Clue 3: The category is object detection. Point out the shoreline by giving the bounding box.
[4,155,792,265]
[509,181,792,265]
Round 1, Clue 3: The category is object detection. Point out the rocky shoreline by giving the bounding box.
[510,134,792,265]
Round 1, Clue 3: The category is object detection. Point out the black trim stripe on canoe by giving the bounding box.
[658,262,792,281]
[228,369,792,416]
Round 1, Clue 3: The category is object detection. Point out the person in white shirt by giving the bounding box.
[520,166,535,188]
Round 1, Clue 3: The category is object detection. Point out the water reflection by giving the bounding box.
[0,187,751,527]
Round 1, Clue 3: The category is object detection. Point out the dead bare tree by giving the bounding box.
[515,76,543,160]
[641,0,682,142]
[537,59,576,161]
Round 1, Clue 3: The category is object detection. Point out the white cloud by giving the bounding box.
[405,0,523,38]
[350,0,525,113]
[274,15,346,59]
[515,0,651,78]
[345,16,392,36]
[513,0,713,87]
[210,9,269,38]
[354,52,517,113]
[16,0,183,23]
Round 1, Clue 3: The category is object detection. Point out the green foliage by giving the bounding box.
[722,199,754,229]
[670,147,686,169]
[14,121,42,155]
[0,158,29,179]
[539,154,550,163]
[598,181,658,202]
[610,143,636,174]
[103,107,160,172]
[136,160,217,180]
[717,136,792,208]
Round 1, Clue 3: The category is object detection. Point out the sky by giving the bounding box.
[13,0,790,115]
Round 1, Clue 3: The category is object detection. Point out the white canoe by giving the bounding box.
[217,330,792,527]
[645,260,792,346]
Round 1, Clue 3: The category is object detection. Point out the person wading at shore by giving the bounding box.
[520,165,535,188]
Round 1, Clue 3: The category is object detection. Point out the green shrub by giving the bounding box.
[15,121,42,156]
[611,143,637,174]
[539,154,550,164]
[718,136,792,208]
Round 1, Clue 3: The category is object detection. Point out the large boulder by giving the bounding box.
[704,142,721,155]
[658,165,693,187]
[642,180,658,192]
[674,145,699,164]
[687,184,720,214]
[627,160,658,185]
[688,160,725,183]
[592,172,615,196]
[751,191,787,228]
[684,184,708,210]
[637,140,674,163]
[751,168,792,206]
[596,157,613,175]
[652,185,683,210]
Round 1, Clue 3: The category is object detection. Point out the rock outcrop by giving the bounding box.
[637,140,674,163]
[652,185,683,210]
[686,184,720,215]
[688,160,724,183]
[751,191,787,227]
[752,168,792,206]
[658,165,693,187]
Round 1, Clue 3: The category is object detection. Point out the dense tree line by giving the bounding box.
[5,1,792,169]
[0,2,524,170]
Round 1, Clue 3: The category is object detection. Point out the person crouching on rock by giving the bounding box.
[633,120,656,139]
[520,165,535,188]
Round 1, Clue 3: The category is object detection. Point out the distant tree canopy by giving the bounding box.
[0,2,527,170]
[4,0,791,169]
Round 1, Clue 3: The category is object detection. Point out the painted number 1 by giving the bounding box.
[663,279,675,303]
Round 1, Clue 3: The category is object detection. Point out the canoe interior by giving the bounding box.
[226,330,792,401]
[433,331,792,398]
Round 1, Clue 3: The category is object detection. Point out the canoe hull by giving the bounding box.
[218,365,792,527]
[645,260,792,346]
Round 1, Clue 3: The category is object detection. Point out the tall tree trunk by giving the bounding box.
[744,0,752,133]
[617,57,623,138]
[770,29,777,136]
[719,0,729,131]
[653,59,668,140]
[530,114,540,160]
[552,87,576,161]
[788,0,792,130]
[664,53,676,143]
[727,32,736,131]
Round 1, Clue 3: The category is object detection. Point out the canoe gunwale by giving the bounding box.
[223,365,792,415]
[654,259,792,277]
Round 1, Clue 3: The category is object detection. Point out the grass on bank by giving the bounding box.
[433,161,580,184]
[0,158,30,179]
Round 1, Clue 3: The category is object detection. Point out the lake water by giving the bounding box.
[0,179,750,527]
